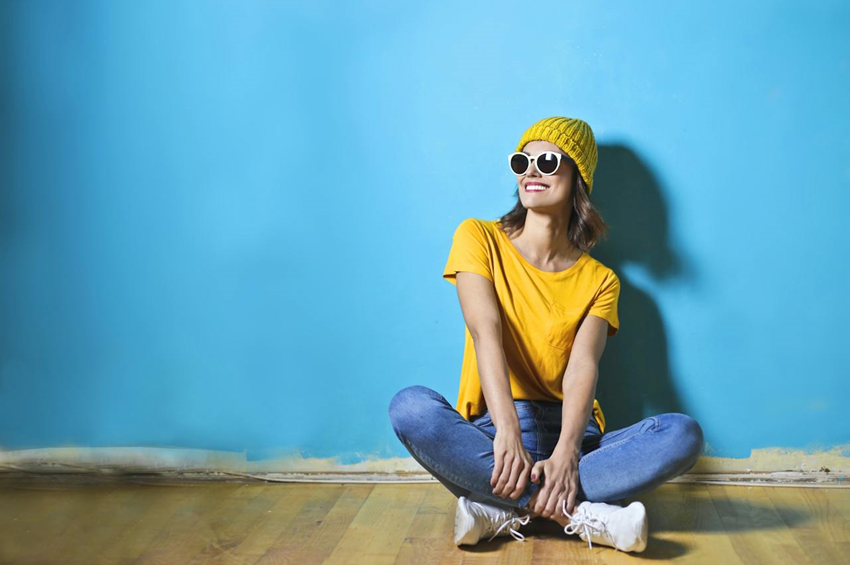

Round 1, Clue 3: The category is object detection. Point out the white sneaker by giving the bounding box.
[453,496,532,546]
[562,500,648,552]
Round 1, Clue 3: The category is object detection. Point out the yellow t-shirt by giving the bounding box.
[442,218,620,434]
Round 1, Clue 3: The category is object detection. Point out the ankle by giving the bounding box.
[523,506,570,527]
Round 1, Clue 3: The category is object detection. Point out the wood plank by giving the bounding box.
[215,482,322,562]
[0,485,34,523]
[527,517,597,564]
[404,484,453,539]
[253,484,348,564]
[0,484,110,563]
[633,484,741,564]
[807,488,850,543]
[827,487,850,520]
[640,485,691,560]
[122,483,245,563]
[184,483,278,564]
[324,484,428,565]
[683,484,745,564]
[458,535,534,565]
[710,484,798,564]
[94,483,201,564]
[36,485,145,564]
[765,486,847,564]
[249,483,372,564]
[1,478,847,564]
[0,484,56,562]
[395,484,459,565]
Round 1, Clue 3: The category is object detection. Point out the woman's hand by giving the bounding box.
[491,429,534,500]
[529,445,581,518]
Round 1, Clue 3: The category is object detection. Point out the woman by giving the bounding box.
[388,116,704,553]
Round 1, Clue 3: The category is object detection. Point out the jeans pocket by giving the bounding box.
[514,401,535,417]
[472,411,492,428]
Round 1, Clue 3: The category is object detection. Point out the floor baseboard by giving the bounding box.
[0,468,847,488]
[2,445,848,488]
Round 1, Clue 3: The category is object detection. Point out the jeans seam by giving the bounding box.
[534,403,541,459]
[578,416,660,467]
[396,432,493,497]
[403,431,534,510]
[413,386,447,404]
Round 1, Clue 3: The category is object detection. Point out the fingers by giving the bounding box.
[491,453,503,489]
[530,460,544,483]
[530,466,571,519]
[494,456,529,499]
[530,463,553,514]
[565,486,577,516]
[508,459,530,499]
[494,454,512,496]
[496,449,535,499]
[542,483,563,518]
[504,458,522,497]
[492,451,512,496]
[501,456,522,497]
[491,436,535,499]
[532,482,556,517]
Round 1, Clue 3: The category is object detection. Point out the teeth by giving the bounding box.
[526,184,548,191]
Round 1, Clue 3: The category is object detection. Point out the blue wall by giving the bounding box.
[1,0,847,461]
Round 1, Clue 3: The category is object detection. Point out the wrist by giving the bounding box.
[493,414,520,434]
[553,440,581,459]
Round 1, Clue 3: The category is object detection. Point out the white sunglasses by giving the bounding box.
[508,151,572,176]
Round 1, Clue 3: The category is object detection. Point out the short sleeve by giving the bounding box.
[442,218,494,286]
[587,271,621,336]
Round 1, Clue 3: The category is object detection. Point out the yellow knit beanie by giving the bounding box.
[515,116,598,195]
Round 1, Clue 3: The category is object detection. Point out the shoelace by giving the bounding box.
[486,512,532,542]
[561,500,612,550]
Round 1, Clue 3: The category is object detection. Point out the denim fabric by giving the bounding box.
[388,385,704,512]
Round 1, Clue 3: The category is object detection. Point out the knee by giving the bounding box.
[662,413,705,470]
[388,385,439,437]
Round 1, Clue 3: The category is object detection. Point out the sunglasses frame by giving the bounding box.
[508,150,572,176]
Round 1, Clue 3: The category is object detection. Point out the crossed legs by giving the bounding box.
[388,385,704,526]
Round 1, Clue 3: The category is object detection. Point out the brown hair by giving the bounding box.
[497,167,609,253]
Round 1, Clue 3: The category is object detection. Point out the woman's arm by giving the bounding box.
[555,314,609,456]
[455,271,517,432]
[455,271,533,499]
[528,314,610,519]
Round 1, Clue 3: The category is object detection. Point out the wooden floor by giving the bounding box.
[0,477,848,564]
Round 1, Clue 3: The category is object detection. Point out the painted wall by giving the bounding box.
[1,0,847,465]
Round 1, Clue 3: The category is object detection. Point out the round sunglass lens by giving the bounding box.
[510,153,530,175]
[537,152,560,175]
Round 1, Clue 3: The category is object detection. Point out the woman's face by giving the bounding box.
[514,140,576,211]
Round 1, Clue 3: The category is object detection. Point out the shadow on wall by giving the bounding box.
[591,144,693,431]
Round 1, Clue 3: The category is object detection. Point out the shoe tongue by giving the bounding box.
[478,502,512,520]
[571,507,612,533]
[573,514,613,543]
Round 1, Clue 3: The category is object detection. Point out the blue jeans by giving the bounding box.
[388,385,704,512]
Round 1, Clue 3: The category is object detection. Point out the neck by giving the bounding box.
[511,212,578,265]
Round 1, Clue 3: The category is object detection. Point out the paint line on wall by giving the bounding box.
[2,444,849,479]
